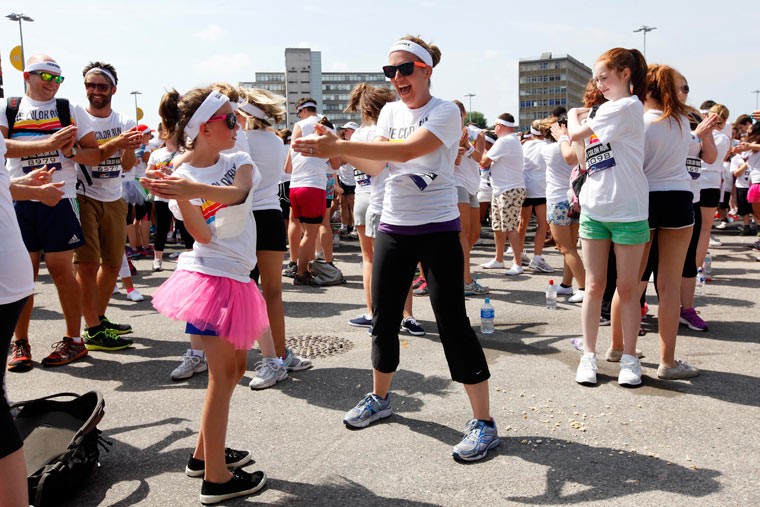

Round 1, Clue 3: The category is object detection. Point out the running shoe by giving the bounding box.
[249,358,287,389]
[128,258,137,276]
[282,261,297,278]
[641,303,649,321]
[140,246,154,256]
[618,354,642,386]
[740,225,751,236]
[338,225,349,237]
[152,258,163,272]
[100,316,133,335]
[716,221,728,230]
[113,284,121,295]
[126,290,144,302]
[480,258,505,269]
[412,275,425,289]
[401,316,425,336]
[7,339,32,372]
[349,230,358,239]
[41,337,88,367]
[679,307,708,331]
[506,264,524,276]
[568,290,584,303]
[283,348,312,371]
[200,469,266,505]
[452,419,500,462]
[186,448,253,478]
[343,393,392,428]
[413,281,429,296]
[520,252,531,266]
[657,360,699,380]
[83,327,133,351]
[315,250,325,261]
[528,257,554,273]
[605,347,643,362]
[349,314,373,328]
[464,280,490,296]
[169,252,181,259]
[171,349,208,380]
[575,354,598,385]
[709,236,722,247]
[293,272,319,286]
[556,284,573,296]
[753,240,760,251]
[600,315,611,326]
[125,246,140,259]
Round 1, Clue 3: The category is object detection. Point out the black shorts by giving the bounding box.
[737,188,752,216]
[718,190,731,209]
[325,198,333,209]
[522,197,547,207]
[278,181,291,218]
[127,201,152,224]
[648,191,694,229]
[339,181,356,195]
[14,198,85,252]
[253,209,287,252]
[698,188,720,208]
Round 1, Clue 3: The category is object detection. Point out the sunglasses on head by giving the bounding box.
[85,82,111,92]
[31,71,64,84]
[382,61,428,79]
[207,112,237,130]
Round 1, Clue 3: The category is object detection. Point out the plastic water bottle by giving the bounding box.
[703,252,712,281]
[696,268,706,296]
[546,280,557,310]
[571,338,584,352]
[480,298,495,334]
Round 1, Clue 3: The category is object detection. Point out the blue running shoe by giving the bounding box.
[452,419,500,462]
[343,393,392,428]
[401,316,425,336]
[349,314,373,328]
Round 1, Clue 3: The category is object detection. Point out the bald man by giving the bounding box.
[1,54,132,373]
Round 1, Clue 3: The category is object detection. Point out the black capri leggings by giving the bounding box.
[153,201,194,251]
[1,296,29,459]
[371,230,490,384]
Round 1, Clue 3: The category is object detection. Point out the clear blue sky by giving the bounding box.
[2,0,758,129]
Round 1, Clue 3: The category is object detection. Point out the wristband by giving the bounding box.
[558,135,570,145]
[465,144,475,157]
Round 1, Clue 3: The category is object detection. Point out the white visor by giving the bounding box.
[296,101,317,112]
[25,61,63,75]
[388,40,433,67]
[184,91,230,141]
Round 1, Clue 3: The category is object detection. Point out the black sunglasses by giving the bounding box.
[207,112,237,130]
[382,61,428,79]
[85,82,111,92]
[681,84,690,94]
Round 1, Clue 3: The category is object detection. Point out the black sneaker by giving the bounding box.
[293,272,318,286]
[100,316,133,335]
[186,448,253,478]
[200,468,266,505]
[84,326,133,351]
[282,261,297,278]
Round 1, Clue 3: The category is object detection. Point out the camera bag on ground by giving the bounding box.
[11,391,107,507]
[309,259,346,286]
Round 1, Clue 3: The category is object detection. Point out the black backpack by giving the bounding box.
[11,391,108,507]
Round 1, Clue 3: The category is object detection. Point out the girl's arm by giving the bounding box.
[736,142,760,152]
[732,162,749,178]
[283,124,303,174]
[550,124,579,166]
[567,108,592,143]
[141,164,253,205]
[699,133,718,165]
[176,200,211,244]
[471,132,485,164]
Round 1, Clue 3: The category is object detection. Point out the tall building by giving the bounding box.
[518,53,592,132]
[240,48,390,130]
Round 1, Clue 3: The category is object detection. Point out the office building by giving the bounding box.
[518,53,592,132]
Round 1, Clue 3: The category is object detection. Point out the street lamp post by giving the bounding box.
[465,93,476,124]
[6,12,34,91]
[130,91,142,123]
[633,25,657,59]
[752,90,760,111]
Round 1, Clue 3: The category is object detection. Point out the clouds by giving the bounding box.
[193,24,226,41]
[193,53,252,78]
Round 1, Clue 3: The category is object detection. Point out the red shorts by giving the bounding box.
[289,187,326,224]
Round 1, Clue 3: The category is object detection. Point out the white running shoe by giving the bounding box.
[528,257,554,273]
[506,264,524,276]
[618,354,643,386]
[576,353,598,385]
[152,258,163,272]
[481,258,505,269]
[171,349,208,380]
[521,253,531,266]
[249,358,287,390]
[709,236,722,247]
[113,284,121,295]
[506,247,513,255]
[127,290,144,302]
[568,289,585,303]
[556,284,573,296]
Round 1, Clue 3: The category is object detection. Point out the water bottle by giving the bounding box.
[546,280,557,310]
[480,298,494,334]
[696,268,706,296]
[571,337,584,352]
[703,252,712,281]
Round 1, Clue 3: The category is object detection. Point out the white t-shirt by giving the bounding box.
[375,97,461,226]
[732,154,751,189]
[642,110,691,193]
[243,129,285,211]
[453,127,481,195]
[169,151,260,283]
[222,132,250,157]
[338,162,356,187]
[580,96,648,222]
[279,144,291,183]
[1,96,94,199]
[699,131,730,190]
[289,134,329,190]
[80,110,137,202]
[522,138,548,198]
[351,126,375,195]
[487,133,525,196]
[686,132,703,203]
[541,141,574,204]
[0,135,35,305]
[147,148,179,203]
[478,166,491,194]
[748,150,760,185]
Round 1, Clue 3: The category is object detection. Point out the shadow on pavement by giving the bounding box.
[269,476,439,506]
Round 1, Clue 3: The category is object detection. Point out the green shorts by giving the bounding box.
[579,213,650,245]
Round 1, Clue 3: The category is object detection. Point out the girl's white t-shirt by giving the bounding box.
[699,131,730,190]
[522,138,548,198]
[732,153,751,189]
[686,132,702,203]
[375,97,461,226]
[453,127,481,195]
[350,126,375,196]
[244,129,286,211]
[338,162,356,187]
[0,135,35,305]
[290,115,329,190]
[169,151,260,282]
[487,134,525,196]
[541,141,574,204]
[147,147,178,203]
[748,150,760,185]
[642,110,692,193]
[279,144,291,183]
[580,95,648,222]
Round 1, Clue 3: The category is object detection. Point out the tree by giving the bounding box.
[466,111,487,129]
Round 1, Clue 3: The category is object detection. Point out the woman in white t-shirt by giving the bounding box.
[568,47,649,387]
[337,122,358,236]
[737,122,760,245]
[731,152,753,234]
[140,88,267,502]
[292,35,497,463]
[477,132,496,226]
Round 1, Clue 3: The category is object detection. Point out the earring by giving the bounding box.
[629,82,634,94]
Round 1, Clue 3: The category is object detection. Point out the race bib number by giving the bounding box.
[686,157,701,180]
[92,157,122,179]
[585,143,616,176]
[408,172,437,191]
[21,151,63,174]
[354,169,372,187]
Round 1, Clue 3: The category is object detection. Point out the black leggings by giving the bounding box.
[371,230,490,384]
[153,201,194,251]
[1,297,29,459]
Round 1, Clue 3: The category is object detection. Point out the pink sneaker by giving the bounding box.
[679,307,708,331]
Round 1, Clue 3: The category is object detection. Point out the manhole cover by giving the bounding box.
[285,335,354,359]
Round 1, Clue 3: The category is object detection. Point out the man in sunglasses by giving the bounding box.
[74,61,145,359]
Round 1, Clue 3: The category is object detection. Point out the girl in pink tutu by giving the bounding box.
[141,87,268,503]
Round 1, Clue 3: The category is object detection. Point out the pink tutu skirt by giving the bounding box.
[152,270,269,350]
[748,184,760,203]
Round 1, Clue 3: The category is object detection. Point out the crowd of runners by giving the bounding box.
[2,38,760,505]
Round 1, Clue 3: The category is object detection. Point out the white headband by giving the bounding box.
[485,135,496,144]
[388,40,434,67]
[495,119,517,128]
[296,101,317,112]
[239,101,268,120]
[184,91,230,141]
[84,67,116,86]
[530,127,541,136]
[25,61,62,75]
